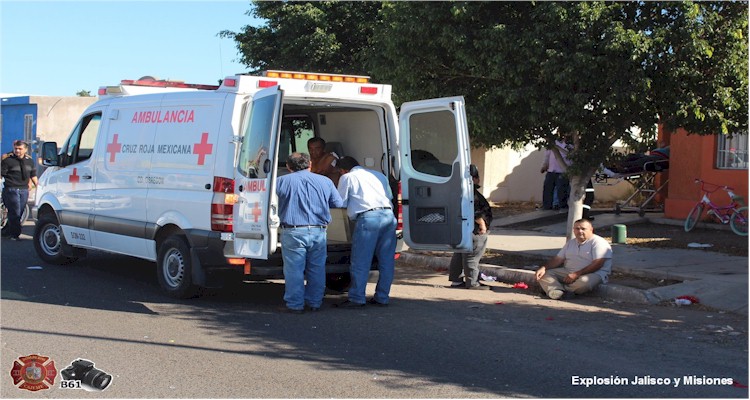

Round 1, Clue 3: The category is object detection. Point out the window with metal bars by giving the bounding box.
[716,133,748,170]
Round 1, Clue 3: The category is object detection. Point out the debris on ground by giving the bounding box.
[676,295,700,304]
[480,273,497,282]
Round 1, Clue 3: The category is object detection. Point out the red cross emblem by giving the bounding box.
[251,202,262,222]
[69,168,80,189]
[106,134,122,163]
[193,132,213,165]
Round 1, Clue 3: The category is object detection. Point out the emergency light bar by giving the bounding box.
[219,71,385,97]
[264,70,370,83]
[119,79,219,90]
[98,78,220,96]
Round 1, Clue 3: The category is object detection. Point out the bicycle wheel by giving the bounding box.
[730,206,748,236]
[684,203,704,232]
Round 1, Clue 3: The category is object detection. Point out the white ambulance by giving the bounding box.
[34,71,474,298]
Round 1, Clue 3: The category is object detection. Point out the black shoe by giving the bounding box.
[307,306,321,312]
[333,300,365,308]
[467,284,491,290]
[10,236,22,241]
[367,298,388,307]
[280,307,304,314]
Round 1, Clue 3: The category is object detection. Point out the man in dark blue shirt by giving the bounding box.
[276,152,344,313]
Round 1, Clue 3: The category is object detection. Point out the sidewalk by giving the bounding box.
[399,210,748,315]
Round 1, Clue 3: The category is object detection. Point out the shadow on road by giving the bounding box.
[2,223,748,398]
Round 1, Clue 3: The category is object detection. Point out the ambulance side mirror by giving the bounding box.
[41,142,60,167]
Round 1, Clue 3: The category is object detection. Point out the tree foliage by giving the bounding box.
[219,1,381,75]
[224,1,748,235]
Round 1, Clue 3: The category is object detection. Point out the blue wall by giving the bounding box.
[1,96,38,154]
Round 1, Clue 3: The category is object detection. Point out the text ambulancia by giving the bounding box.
[34,71,474,297]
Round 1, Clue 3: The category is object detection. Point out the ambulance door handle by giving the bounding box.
[238,185,244,192]
[81,175,92,180]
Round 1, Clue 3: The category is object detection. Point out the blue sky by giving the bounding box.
[1,1,259,96]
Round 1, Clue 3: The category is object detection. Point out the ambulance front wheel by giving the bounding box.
[33,212,78,265]
[157,235,198,298]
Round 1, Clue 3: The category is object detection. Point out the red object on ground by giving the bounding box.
[513,282,529,289]
[676,295,700,304]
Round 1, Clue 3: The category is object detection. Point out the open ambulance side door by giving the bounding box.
[233,87,283,259]
[399,96,473,252]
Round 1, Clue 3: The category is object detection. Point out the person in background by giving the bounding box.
[448,165,494,290]
[2,140,37,241]
[582,179,595,221]
[308,137,342,186]
[276,152,344,314]
[334,156,397,308]
[540,140,571,210]
[535,219,612,300]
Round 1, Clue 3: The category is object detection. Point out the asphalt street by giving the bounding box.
[1,223,747,398]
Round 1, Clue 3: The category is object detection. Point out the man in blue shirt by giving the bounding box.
[334,156,397,308]
[276,152,344,313]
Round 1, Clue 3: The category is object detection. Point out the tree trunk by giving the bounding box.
[565,169,597,240]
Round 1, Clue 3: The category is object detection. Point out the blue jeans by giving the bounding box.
[348,209,397,304]
[280,226,327,310]
[543,172,569,209]
[2,187,28,238]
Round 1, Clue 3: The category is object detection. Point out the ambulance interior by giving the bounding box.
[274,102,396,248]
[277,103,392,178]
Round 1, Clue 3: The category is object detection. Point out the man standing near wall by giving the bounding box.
[540,140,571,210]
[2,140,37,240]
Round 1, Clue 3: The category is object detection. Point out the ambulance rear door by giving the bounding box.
[232,86,283,259]
[398,96,473,252]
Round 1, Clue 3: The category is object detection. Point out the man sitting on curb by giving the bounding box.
[535,218,612,299]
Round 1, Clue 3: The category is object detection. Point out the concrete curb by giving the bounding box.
[398,251,658,305]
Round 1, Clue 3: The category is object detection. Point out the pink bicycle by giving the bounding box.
[684,179,747,236]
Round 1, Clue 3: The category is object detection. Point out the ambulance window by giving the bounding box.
[63,113,101,166]
[408,110,457,177]
[278,116,314,168]
[238,96,276,178]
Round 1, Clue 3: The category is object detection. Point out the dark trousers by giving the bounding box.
[543,172,569,209]
[448,233,489,287]
[582,180,595,219]
[2,187,29,238]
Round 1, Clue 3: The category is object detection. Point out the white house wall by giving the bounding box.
[30,96,97,145]
[471,145,634,204]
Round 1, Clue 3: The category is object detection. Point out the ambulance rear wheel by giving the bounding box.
[157,235,198,298]
[34,212,77,265]
[326,273,351,292]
